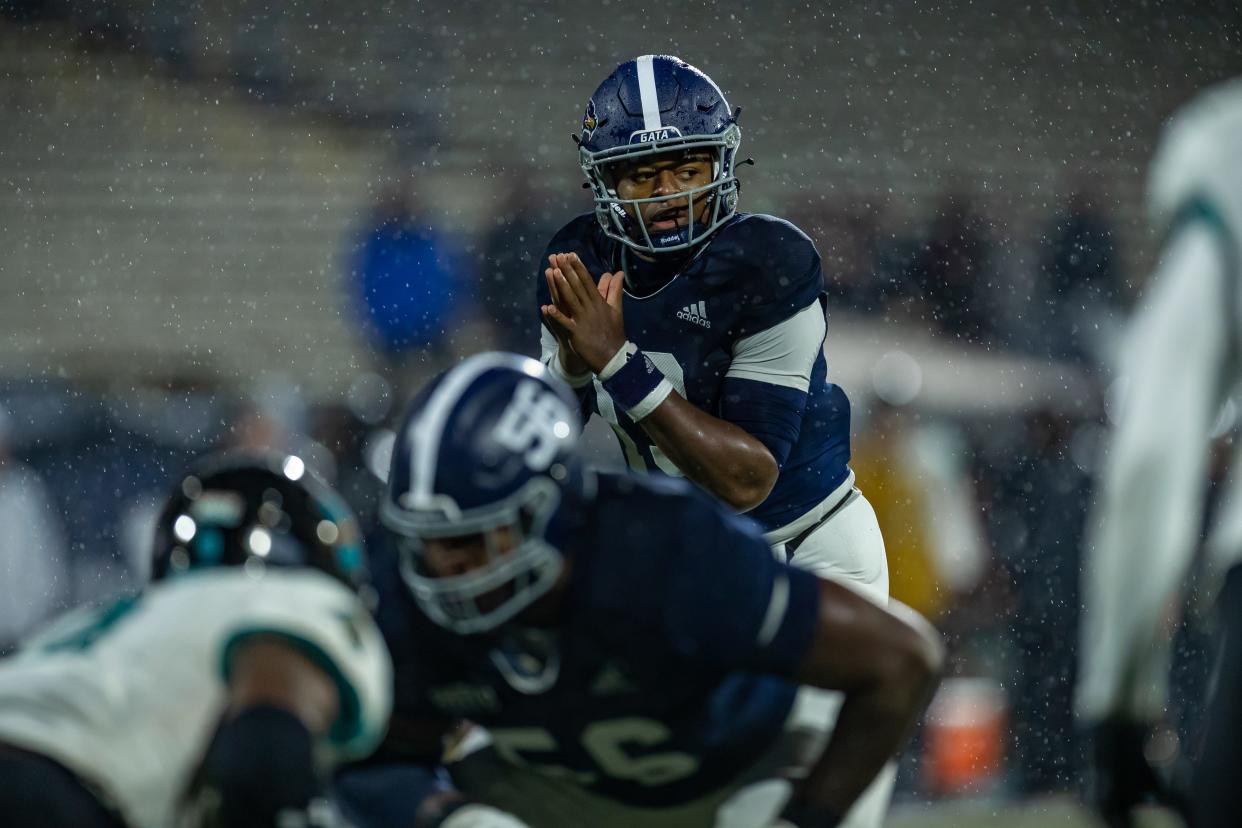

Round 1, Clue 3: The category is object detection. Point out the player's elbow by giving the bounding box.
[723,481,773,512]
[721,454,779,512]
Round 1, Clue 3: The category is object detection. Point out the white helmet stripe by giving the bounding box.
[636,55,663,131]
[409,353,541,506]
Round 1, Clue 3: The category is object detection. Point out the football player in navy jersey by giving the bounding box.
[370,353,941,828]
[537,55,896,826]
[537,54,884,597]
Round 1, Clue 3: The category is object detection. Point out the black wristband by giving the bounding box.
[195,705,320,828]
[779,799,845,828]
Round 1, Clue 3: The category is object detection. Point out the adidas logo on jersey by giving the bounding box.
[677,300,711,329]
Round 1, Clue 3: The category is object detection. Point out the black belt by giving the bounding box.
[785,488,860,561]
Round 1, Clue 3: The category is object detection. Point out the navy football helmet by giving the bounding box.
[380,352,581,634]
[151,452,369,595]
[578,55,742,255]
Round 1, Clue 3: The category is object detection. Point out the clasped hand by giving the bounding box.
[540,252,627,375]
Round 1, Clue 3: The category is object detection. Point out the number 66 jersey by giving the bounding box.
[382,472,823,812]
[0,569,392,828]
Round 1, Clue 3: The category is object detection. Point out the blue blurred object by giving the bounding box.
[352,207,473,356]
[334,763,451,828]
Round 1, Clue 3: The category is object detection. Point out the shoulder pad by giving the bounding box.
[707,214,824,335]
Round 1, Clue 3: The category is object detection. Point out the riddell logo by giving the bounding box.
[677,300,711,329]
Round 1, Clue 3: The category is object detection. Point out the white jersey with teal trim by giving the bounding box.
[1078,77,1242,724]
[0,568,392,828]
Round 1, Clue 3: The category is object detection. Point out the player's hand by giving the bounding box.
[541,252,626,374]
[1086,718,1170,828]
[542,259,591,377]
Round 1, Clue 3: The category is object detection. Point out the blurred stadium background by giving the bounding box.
[0,0,1239,825]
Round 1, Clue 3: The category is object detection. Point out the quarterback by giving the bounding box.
[538,55,886,597]
[535,55,895,825]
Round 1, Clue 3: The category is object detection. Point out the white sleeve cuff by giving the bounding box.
[547,349,594,388]
[626,378,674,421]
[597,341,637,381]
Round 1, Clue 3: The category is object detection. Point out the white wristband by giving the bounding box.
[546,349,593,388]
[627,377,674,421]
[597,341,637,381]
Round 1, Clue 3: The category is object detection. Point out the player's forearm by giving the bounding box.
[788,590,943,822]
[586,338,777,509]
[788,645,940,821]
[640,392,778,511]
[788,686,924,823]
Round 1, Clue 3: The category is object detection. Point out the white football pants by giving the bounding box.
[765,474,895,828]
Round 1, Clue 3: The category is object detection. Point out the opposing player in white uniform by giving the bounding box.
[1077,78,1242,828]
[0,453,392,828]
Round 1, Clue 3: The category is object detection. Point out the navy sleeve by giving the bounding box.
[711,218,827,465]
[659,490,820,675]
[718,377,808,468]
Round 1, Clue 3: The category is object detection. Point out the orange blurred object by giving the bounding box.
[923,677,1007,796]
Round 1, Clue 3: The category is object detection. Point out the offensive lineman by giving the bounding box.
[535,55,894,826]
[1077,78,1242,828]
[0,453,392,828]
[373,353,942,828]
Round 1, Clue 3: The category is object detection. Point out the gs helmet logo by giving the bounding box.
[491,380,574,471]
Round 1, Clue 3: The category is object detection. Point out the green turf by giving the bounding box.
[887,798,1183,828]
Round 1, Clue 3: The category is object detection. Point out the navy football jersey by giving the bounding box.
[381,472,821,807]
[537,212,852,531]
